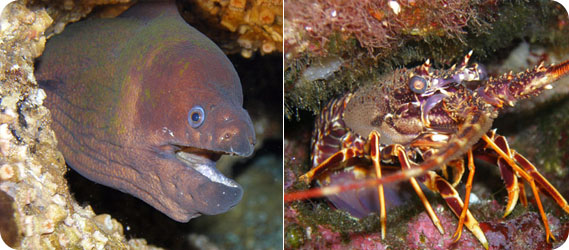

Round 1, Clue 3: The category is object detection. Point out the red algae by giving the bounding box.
[482,212,565,250]
[285,0,480,55]
[406,205,482,250]
[316,226,385,250]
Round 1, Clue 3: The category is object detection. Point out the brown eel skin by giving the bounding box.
[35,1,256,222]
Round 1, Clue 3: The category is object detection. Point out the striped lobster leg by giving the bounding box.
[482,133,569,242]
[418,158,489,249]
[379,143,445,236]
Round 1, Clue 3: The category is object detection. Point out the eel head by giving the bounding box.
[131,41,256,222]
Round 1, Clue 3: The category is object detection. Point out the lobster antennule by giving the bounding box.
[477,59,569,109]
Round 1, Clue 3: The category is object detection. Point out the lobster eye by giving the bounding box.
[188,105,205,128]
[409,76,428,94]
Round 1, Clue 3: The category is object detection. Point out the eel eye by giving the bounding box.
[188,105,205,128]
[409,76,428,94]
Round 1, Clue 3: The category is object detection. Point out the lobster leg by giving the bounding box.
[519,181,528,207]
[382,144,445,235]
[452,150,475,241]
[421,170,489,249]
[447,158,465,188]
[369,131,387,239]
[512,151,569,214]
[498,158,520,217]
[299,146,366,184]
[482,131,521,217]
[481,134,569,242]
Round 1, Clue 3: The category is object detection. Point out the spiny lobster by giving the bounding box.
[284,51,569,248]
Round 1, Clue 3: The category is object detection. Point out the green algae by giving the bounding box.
[284,223,305,249]
[293,201,362,233]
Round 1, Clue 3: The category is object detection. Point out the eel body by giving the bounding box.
[35,2,255,222]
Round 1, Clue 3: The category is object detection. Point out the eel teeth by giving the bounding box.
[175,150,239,188]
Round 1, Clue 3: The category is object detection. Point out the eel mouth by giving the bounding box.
[174,146,240,188]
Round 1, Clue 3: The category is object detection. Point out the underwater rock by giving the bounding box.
[299,56,343,83]
[405,205,483,250]
[482,211,566,249]
[0,0,136,248]
[182,0,283,57]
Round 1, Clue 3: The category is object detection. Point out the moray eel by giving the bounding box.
[35,2,255,222]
